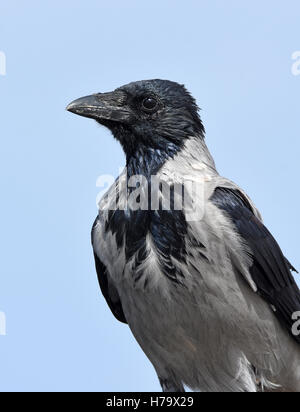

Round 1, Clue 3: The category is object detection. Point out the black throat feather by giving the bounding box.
[104,137,190,287]
[126,142,181,179]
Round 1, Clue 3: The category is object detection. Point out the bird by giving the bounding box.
[67,79,300,392]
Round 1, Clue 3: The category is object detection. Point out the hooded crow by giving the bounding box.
[67,80,300,392]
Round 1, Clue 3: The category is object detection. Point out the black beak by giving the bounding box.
[66,90,133,123]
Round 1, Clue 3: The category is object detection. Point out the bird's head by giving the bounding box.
[67,79,205,159]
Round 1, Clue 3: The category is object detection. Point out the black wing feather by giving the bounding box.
[211,187,300,344]
[92,217,127,324]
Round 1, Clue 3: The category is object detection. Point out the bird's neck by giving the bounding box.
[182,137,217,173]
[126,143,179,178]
[126,136,217,179]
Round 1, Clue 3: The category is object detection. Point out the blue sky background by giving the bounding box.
[0,0,299,392]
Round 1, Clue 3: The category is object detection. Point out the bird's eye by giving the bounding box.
[142,97,158,112]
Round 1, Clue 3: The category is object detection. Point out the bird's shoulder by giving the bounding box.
[210,185,300,343]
